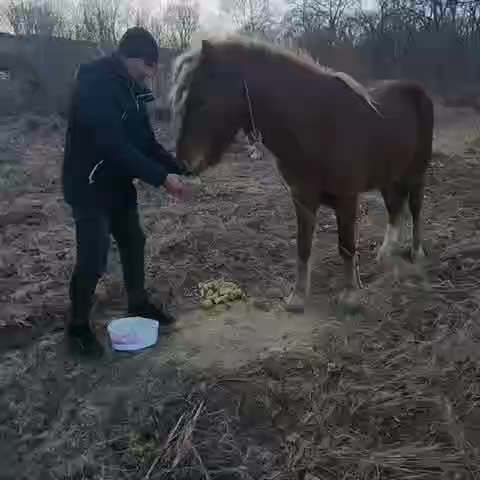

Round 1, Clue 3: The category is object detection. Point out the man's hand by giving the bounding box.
[164,174,184,198]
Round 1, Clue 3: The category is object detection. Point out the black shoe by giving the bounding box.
[66,324,104,357]
[128,301,176,325]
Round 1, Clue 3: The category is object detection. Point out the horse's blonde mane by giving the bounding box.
[169,43,203,127]
[169,35,380,129]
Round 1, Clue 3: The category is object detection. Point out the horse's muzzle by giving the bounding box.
[181,167,195,177]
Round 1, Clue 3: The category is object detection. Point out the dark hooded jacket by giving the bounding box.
[62,53,183,208]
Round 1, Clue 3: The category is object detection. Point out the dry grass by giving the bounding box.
[0,107,480,479]
[46,281,479,480]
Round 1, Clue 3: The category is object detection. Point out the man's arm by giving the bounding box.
[76,76,168,188]
[151,141,188,175]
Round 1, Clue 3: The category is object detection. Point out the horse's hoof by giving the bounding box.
[376,245,391,263]
[377,244,404,264]
[285,292,305,313]
[411,245,426,263]
[337,289,361,313]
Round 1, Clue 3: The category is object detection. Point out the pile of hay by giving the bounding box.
[83,279,480,480]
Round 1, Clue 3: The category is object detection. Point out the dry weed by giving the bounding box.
[1,109,480,480]
[83,285,480,480]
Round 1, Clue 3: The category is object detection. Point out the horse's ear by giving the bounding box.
[201,39,214,57]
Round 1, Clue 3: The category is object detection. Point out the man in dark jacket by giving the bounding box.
[62,27,186,356]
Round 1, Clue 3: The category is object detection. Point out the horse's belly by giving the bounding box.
[319,162,370,196]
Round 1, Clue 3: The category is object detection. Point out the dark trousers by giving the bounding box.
[69,204,147,326]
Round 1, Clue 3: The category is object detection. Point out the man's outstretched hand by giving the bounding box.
[164,174,185,198]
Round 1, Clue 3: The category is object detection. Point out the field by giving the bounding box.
[1,103,480,479]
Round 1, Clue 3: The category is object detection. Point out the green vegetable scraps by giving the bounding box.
[198,279,246,309]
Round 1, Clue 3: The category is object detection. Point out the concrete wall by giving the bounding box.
[0,33,179,117]
[0,33,101,115]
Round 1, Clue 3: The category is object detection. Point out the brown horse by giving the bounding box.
[170,36,434,312]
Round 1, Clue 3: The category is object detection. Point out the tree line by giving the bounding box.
[2,0,480,92]
[0,0,201,49]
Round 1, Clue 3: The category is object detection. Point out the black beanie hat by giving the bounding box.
[118,27,159,64]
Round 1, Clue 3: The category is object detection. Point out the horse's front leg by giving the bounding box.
[285,199,317,313]
[335,195,363,303]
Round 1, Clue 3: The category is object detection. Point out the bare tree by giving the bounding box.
[129,4,169,47]
[77,0,126,45]
[285,0,359,42]
[163,0,199,48]
[221,0,274,33]
[2,0,66,36]
[149,14,169,47]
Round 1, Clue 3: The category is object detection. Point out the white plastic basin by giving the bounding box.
[107,317,159,352]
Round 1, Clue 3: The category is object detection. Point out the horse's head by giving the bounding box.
[171,39,247,174]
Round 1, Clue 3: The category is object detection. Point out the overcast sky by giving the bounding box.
[0,0,378,34]
[142,0,377,32]
[136,0,377,35]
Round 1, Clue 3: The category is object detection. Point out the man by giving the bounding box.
[62,27,186,356]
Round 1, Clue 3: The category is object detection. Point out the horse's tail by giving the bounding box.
[399,83,434,240]
[411,84,434,172]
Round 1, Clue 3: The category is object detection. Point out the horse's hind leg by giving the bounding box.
[335,195,363,297]
[408,180,426,261]
[377,184,409,261]
[286,200,316,313]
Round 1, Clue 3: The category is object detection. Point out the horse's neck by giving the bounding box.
[242,62,278,137]
[242,62,306,138]
[241,63,345,162]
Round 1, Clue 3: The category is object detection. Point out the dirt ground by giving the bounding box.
[0,103,480,479]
